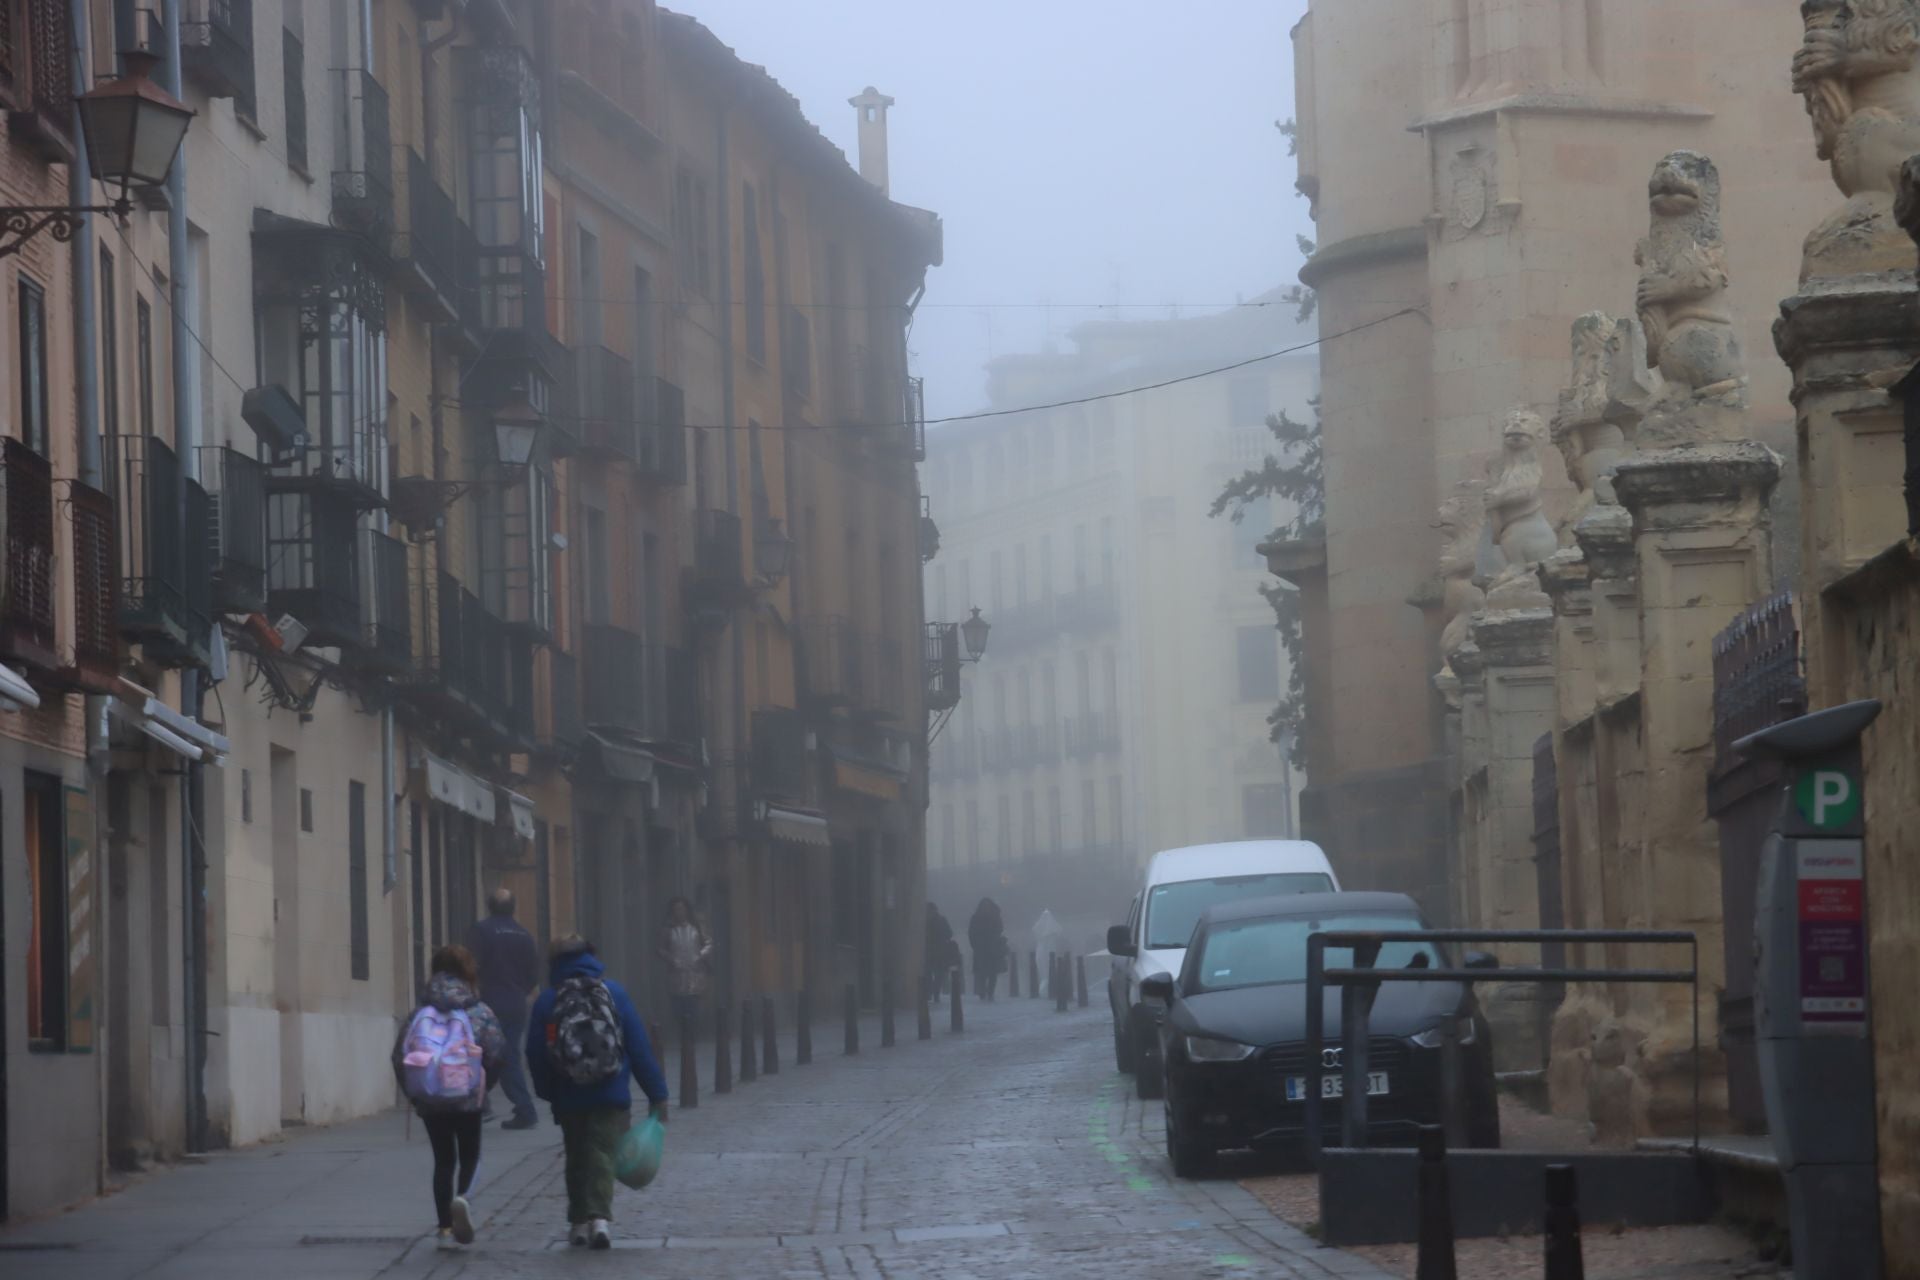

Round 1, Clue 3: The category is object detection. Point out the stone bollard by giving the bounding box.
[714,1001,732,1095]
[949,966,965,1033]
[843,983,860,1056]
[917,974,933,1040]
[796,988,813,1066]
[678,1010,699,1109]
[738,999,757,1083]
[1543,1164,1584,1280]
[1008,951,1020,998]
[1075,954,1089,1008]
[1054,956,1069,1013]
[881,977,896,1048]
[761,995,779,1076]
[1414,1125,1457,1280]
[1029,950,1040,999]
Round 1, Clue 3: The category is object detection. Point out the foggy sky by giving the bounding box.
[665,0,1316,420]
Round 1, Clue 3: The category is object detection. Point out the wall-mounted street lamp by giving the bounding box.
[960,607,991,662]
[0,52,194,259]
[753,517,794,587]
[493,395,545,468]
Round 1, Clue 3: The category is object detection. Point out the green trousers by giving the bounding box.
[559,1107,629,1224]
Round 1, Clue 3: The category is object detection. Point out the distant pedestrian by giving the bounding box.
[656,897,713,1037]
[527,934,669,1250]
[968,898,1007,1002]
[392,944,507,1252]
[466,887,541,1130]
[924,903,955,1001]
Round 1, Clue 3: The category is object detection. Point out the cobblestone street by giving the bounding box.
[1,998,1389,1279]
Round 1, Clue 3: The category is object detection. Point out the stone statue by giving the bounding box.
[1792,0,1920,277]
[1435,479,1487,657]
[1553,313,1631,532]
[1632,152,1746,447]
[1479,411,1559,608]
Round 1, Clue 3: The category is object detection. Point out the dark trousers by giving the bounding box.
[559,1107,628,1224]
[422,1111,483,1229]
[494,1011,536,1120]
[974,956,1000,1001]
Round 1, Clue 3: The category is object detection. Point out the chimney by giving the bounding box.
[849,86,895,195]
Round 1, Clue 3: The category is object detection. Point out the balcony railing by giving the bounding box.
[115,435,206,663]
[408,569,527,742]
[752,707,811,803]
[331,68,393,240]
[0,438,56,669]
[265,490,360,650]
[924,622,961,712]
[182,0,255,119]
[393,148,470,324]
[639,378,689,484]
[265,404,387,510]
[65,480,119,690]
[544,647,585,750]
[8,0,76,161]
[576,345,635,459]
[360,528,410,672]
[581,622,647,735]
[896,375,927,461]
[200,445,266,614]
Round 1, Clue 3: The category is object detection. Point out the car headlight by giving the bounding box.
[1410,1017,1478,1049]
[1183,1035,1256,1063]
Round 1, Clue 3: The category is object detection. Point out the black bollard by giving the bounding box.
[1029,950,1040,999]
[949,966,965,1032]
[1008,950,1020,998]
[738,999,757,1082]
[881,977,896,1047]
[796,988,813,1066]
[1414,1125,1457,1280]
[714,1001,732,1095]
[678,1010,699,1110]
[917,974,933,1040]
[1543,1164,1584,1280]
[762,995,779,1076]
[1055,956,1069,1012]
[844,983,860,1056]
[1076,954,1089,1008]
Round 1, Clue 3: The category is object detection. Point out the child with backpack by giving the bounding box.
[391,944,507,1251]
[526,934,669,1250]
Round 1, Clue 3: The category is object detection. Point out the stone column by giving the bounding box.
[1444,640,1488,934]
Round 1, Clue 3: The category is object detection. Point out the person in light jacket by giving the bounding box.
[526,936,669,1249]
[655,897,713,1036]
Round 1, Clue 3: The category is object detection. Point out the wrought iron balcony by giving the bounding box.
[407,568,526,742]
[638,378,689,484]
[64,480,119,692]
[0,438,56,669]
[264,404,387,509]
[575,345,635,460]
[331,68,393,241]
[200,445,266,614]
[265,489,360,651]
[393,148,471,324]
[360,528,411,673]
[7,0,76,162]
[924,622,961,712]
[686,508,746,624]
[182,0,256,120]
[751,707,811,803]
[581,622,647,736]
[894,375,928,461]
[115,435,208,665]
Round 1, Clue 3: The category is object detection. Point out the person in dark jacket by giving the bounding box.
[391,945,507,1251]
[466,887,541,1128]
[526,935,669,1250]
[924,903,955,1002]
[967,898,1007,1001]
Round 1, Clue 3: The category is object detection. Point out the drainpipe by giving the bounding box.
[69,0,106,784]
[361,0,396,894]
[158,0,205,1155]
[715,105,743,1007]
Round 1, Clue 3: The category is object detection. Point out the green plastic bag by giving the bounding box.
[613,1114,665,1190]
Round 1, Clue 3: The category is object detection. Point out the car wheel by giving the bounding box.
[1165,1098,1211,1178]
[1113,1016,1135,1073]
[1133,1018,1164,1100]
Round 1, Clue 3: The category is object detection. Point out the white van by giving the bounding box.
[1105,840,1340,1098]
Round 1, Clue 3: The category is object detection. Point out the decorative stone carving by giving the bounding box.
[1435,479,1488,658]
[1479,410,1559,607]
[1552,313,1634,532]
[1792,0,1920,278]
[1633,152,1747,447]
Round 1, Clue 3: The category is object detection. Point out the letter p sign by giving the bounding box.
[1795,769,1862,830]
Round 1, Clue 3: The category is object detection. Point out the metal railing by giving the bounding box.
[0,438,55,666]
[66,480,118,685]
[924,622,962,711]
[331,67,393,237]
[1303,928,1700,1161]
[693,508,743,590]
[545,646,584,748]
[576,345,636,459]
[581,622,647,734]
[200,445,266,614]
[361,528,410,670]
[394,148,469,321]
[182,0,254,119]
[23,0,73,144]
[638,377,689,483]
[114,434,192,650]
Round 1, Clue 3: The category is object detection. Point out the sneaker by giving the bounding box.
[589,1219,612,1250]
[450,1195,475,1245]
[568,1223,590,1248]
[435,1229,457,1252]
[501,1114,539,1131]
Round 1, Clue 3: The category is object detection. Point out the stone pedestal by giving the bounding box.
[1602,441,1780,1136]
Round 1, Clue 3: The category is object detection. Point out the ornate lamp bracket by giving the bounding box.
[0,201,131,260]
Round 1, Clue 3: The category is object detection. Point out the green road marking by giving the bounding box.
[1212,1255,1254,1269]
[1126,1175,1155,1193]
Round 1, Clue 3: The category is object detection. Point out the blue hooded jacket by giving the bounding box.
[525,950,669,1115]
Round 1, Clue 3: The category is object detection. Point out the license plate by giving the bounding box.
[1284,1072,1389,1102]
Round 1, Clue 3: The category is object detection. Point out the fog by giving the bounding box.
[666,0,1315,418]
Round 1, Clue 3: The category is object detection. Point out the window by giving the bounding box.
[1047,786,1063,852]
[632,266,655,387]
[1033,425,1052,482]
[136,295,155,437]
[576,225,602,345]
[100,248,120,436]
[1081,780,1098,850]
[742,181,766,362]
[283,26,308,174]
[997,794,1012,862]
[1022,791,1037,853]
[940,805,955,867]
[1014,543,1028,606]
[1108,776,1124,850]
[19,275,48,455]
[1100,517,1115,584]
[241,768,253,823]
[1073,524,1088,588]
[784,307,812,397]
[1237,625,1282,702]
[25,773,63,1049]
[348,781,369,981]
[1039,533,1053,599]
[465,64,545,327]
[256,236,387,480]
[673,166,712,296]
[1228,376,1271,427]
[989,549,1003,611]
[300,786,315,833]
[1076,651,1092,718]
[966,798,980,864]
[584,506,610,623]
[1040,660,1056,729]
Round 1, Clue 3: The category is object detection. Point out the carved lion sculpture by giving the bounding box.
[1477,411,1558,609]
[1634,152,1742,400]
[1435,480,1486,656]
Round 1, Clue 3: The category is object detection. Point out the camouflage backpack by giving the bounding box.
[550,975,625,1085]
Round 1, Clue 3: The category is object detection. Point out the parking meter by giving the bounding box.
[1734,699,1882,1280]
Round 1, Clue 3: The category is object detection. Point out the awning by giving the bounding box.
[423,751,496,822]
[501,788,536,840]
[110,684,229,765]
[766,805,830,847]
[0,664,40,712]
[833,760,903,802]
[586,731,655,784]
